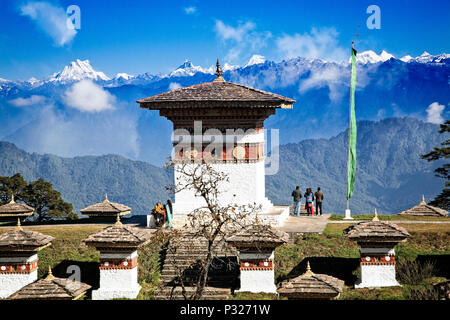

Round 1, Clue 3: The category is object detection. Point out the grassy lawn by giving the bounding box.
[1,223,448,300]
[329,214,449,221]
[267,222,449,300]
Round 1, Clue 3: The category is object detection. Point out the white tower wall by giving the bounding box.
[172,160,272,216]
[91,250,141,300]
[0,254,39,298]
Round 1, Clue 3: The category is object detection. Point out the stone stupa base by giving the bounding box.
[355,265,401,288]
[91,285,141,300]
[166,205,290,229]
[237,270,278,294]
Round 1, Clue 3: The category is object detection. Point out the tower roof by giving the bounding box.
[8,270,91,300]
[137,80,295,109]
[226,224,289,248]
[398,195,448,217]
[0,220,54,251]
[344,220,410,242]
[0,195,34,217]
[80,194,131,217]
[277,261,344,298]
[83,215,152,249]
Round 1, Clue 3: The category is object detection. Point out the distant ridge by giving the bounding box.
[0,141,172,216]
[0,117,445,215]
[266,117,445,214]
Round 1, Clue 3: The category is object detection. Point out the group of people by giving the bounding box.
[291,186,324,216]
[151,199,173,228]
[152,187,323,227]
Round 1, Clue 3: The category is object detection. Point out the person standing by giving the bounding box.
[315,187,324,216]
[165,199,173,228]
[305,188,315,216]
[291,186,302,216]
[153,201,165,227]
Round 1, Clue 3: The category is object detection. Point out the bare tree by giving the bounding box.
[162,159,264,300]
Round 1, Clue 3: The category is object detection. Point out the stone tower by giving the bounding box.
[137,60,295,227]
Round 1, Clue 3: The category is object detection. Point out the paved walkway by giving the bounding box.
[278,214,331,234]
[328,220,450,224]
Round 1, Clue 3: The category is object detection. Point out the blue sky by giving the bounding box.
[1,0,449,80]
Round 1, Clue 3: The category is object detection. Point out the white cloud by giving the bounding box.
[169,82,182,90]
[276,27,347,62]
[426,102,445,124]
[214,20,255,42]
[20,1,77,46]
[9,95,46,107]
[214,20,271,64]
[299,64,347,102]
[62,79,116,112]
[5,104,140,160]
[184,6,196,14]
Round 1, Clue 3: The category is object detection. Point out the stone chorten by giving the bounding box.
[0,194,34,221]
[344,210,410,288]
[277,261,344,299]
[398,195,448,217]
[226,224,288,293]
[80,194,132,218]
[8,266,91,300]
[0,219,53,298]
[137,60,295,228]
[83,215,152,300]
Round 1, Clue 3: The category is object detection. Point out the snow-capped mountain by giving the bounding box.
[348,50,450,65]
[1,50,449,92]
[400,55,414,63]
[351,50,395,64]
[114,73,134,81]
[222,63,239,72]
[168,60,212,77]
[47,59,111,83]
[410,52,450,64]
[243,54,266,68]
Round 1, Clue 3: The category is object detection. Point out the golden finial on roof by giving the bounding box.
[114,213,123,227]
[420,195,426,205]
[213,58,224,82]
[372,208,379,221]
[104,193,109,203]
[16,218,23,231]
[45,266,55,281]
[10,193,15,204]
[304,261,314,277]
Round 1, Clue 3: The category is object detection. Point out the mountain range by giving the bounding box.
[1,51,449,86]
[0,50,448,167]
[0,117,445,216]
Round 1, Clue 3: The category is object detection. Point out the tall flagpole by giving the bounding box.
[344,41,355,220]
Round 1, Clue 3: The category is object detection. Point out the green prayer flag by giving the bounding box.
[347,47,357,199]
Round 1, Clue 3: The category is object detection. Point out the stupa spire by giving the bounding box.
[372,208,379,221]
[213,58,224,82]
[114,213,123,227]
[420,195,426,205]
[304,261,314,276]
[45,266,55,281]
[10,193,15,204]
[16,218,22,231]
